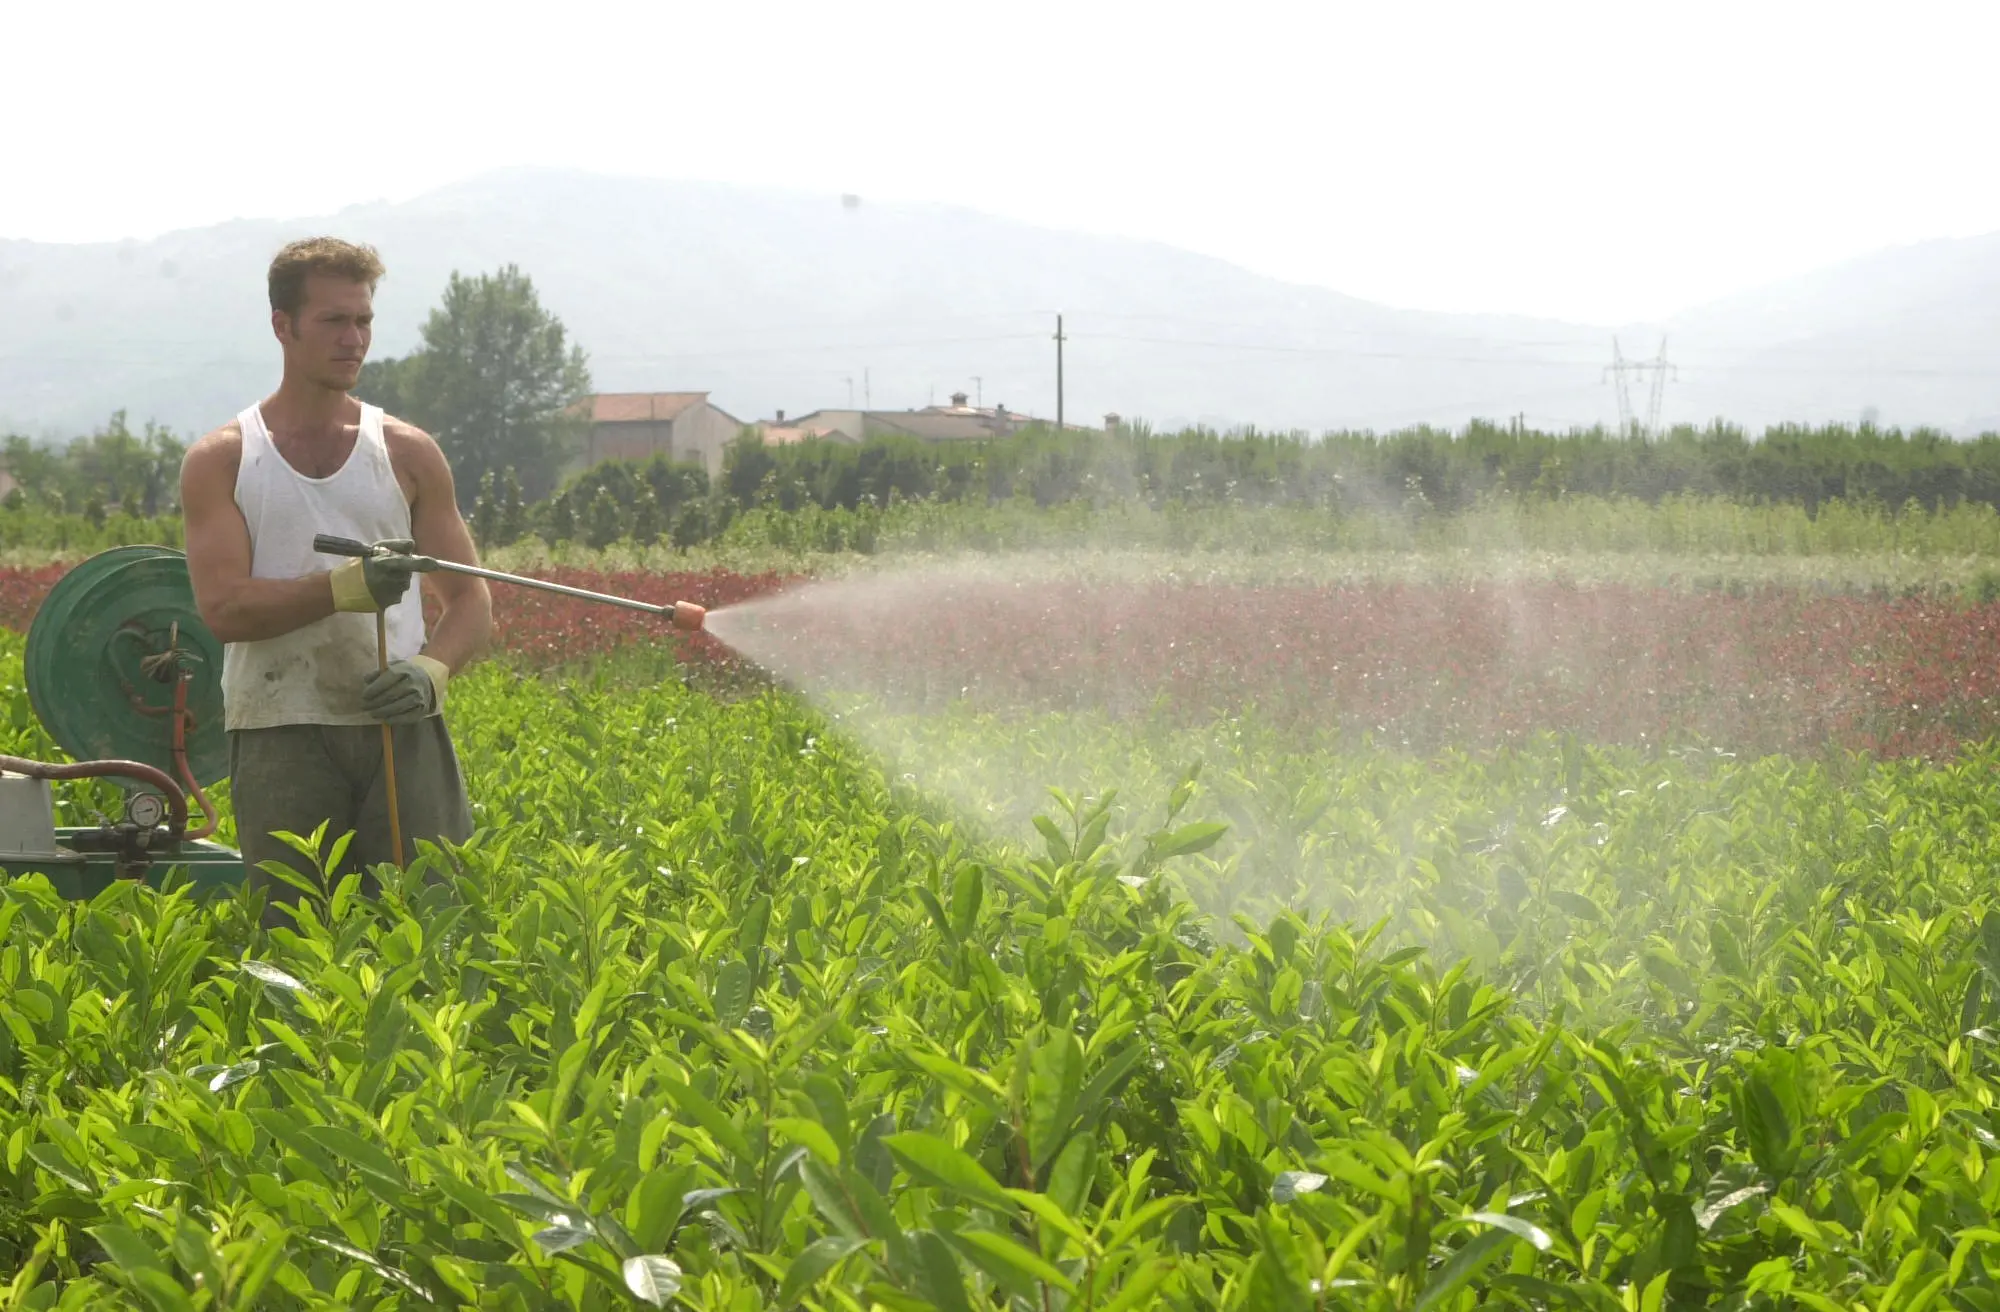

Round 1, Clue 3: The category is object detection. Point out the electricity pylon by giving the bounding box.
[1604,336,1677,439]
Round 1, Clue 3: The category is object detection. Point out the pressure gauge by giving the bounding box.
[126,793,167,828]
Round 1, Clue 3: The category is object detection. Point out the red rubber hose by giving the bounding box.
[0,755,189,841]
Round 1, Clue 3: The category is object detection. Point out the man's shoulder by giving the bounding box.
[182,420,244,474]
[380,413,435,449]
[381,415,450,475]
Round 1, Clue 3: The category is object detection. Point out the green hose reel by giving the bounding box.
[24,545,228,789]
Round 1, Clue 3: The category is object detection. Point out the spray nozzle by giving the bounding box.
[669,602,706,632]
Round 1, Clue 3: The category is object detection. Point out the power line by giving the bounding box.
[6,322,2000,381]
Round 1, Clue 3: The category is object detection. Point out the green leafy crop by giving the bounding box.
[3,649,2000,1309]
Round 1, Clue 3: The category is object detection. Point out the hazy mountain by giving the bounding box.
[1660,232,2000,434]
[0,168,1992,441]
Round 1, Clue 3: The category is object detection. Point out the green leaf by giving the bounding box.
[301,1233,433,1300]
[1074,1040,1146,1125]
[27,1143,92,1192]
[1027,1030,1085,1173]
[804,1073,852,1160]
[741,894,773,956]
[713,958,752,1027]
[778,1235,866,1307]
[1696,1184,1769,1232]
[1243,1211,1314,1312]
[533,1222,594,1253]
[913,1229,974,1312]
[882,1132,1013,1209]
[1490,1275,1626,1311]
[1098,1258,1179,1312]
[914,886,955,944]
[949,864,984,939]
[947,1228,1077,1295]
[86,1224,167,1274]
[494,1192,588,1225]
[573,974,614,1040]
[1980,910,2000,981]
[300,1125,407,1191]
[798,1157,869,1241]
[1152,821,1228,859]
[1414,1230,1514,1310]
[241,960,313,996]
[622,1254,684,1306]
[1047,1133,1096,1217]
[772,1117,842,1167]
[1033,816,1072,866]
[1548,891,1603,922]
[659,1076,754,1162]
[1463,1211,1553,1251]
[1272,1171,1327,1203]
[431,1167,526,1240]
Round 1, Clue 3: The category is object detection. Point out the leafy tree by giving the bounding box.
[582,487,624,549]
[470,470,501,547]
[638,454,708,514]
[721,431,777,507]
[358,265,591,505]
[498,467,527,545]
[631,488,664,546]
[671,500,708,552]
[2,412,185,515]
[543,489,577,545]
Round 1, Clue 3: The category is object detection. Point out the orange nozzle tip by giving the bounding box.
[671,602,706,631]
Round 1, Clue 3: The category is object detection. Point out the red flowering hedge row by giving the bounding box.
[704,574,2000,760]
[427,567,794,672]
[6,563,1998,759]
[0,563,793,672]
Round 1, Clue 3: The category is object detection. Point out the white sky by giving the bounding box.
[5,0,1996,325]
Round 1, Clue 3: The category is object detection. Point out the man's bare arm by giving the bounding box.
[394,422,492,675]
[181,427,340,643]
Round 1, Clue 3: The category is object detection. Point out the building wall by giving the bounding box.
[676,404,750,480]
[586,420,674,465]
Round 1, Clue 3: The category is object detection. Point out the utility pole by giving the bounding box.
[1054,313,1066,431]
[864,368,871,410]
[973,376,983,407]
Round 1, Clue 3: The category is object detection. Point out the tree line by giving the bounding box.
[2,264,594,519]
[9,257,2000,551]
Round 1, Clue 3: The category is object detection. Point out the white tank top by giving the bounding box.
[219,402,428,730]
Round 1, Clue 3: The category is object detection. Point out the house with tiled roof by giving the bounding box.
[575,392,748,479]
[782,394,1038,444]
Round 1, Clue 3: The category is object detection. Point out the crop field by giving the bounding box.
[7,551,2000,1310]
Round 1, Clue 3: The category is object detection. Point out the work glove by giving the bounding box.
[361,654,450,722]
[330,538,425,613]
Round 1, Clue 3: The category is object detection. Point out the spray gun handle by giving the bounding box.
[313,535,430,566]
[313,534,375,558]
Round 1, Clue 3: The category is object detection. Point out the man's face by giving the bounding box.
[275,274,373,391]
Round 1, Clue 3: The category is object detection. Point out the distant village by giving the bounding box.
[0,392,1121,509]
[578,392,1119,481]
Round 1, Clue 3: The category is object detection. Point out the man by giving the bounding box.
[181,237,493,921]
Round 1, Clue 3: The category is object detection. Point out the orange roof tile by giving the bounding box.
[587,392,708,423]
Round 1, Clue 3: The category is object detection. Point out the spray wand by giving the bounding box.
[312,535,708,630]
[315,534,708,868]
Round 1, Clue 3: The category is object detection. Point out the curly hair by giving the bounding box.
[267,237,385,318]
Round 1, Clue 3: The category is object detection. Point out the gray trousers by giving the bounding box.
[228,717,473,923]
